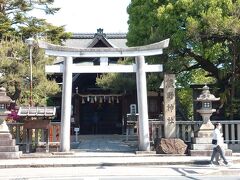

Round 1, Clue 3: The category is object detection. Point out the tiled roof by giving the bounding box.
[54,29,128,63]
[71,33,127,39]
[64,29,128,48]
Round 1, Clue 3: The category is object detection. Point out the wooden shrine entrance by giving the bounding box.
[79,100,122,135]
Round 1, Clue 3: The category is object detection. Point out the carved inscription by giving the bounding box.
[164,74,176,138]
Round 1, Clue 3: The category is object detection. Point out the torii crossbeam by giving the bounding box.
[39,39,169,152]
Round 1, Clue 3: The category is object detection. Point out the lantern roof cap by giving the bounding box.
[0,87,6,92]
[196,84,220,101]
[0,87,12,104]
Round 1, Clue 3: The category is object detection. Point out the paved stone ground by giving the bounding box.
[71,135,138,152]
[1,135,239,170]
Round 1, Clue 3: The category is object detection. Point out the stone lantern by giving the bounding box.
[190,85,232,156]
[0,87,12,133]
[0,87,21,159]
[196,84,220,132]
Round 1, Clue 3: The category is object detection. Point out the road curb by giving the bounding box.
[206,169,240,176]
[0,153,239,169]
[0,160,212,169]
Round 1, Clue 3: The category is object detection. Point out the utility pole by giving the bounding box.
[26,37,35,107]
[230,38,237,120]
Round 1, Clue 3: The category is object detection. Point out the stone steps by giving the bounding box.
[0,139,16,146]
[192,143,228,150]
[0,146,19,152]
[190,149,232,156]
[0,132,21,159]
[192,137,212,144]
[0,151,22,159]
[0,133,12,139]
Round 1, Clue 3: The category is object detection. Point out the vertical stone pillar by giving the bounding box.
[164,74,176,138]
[135,56,150,151]
[60,56,73,152]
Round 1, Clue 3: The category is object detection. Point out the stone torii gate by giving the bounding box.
[38,39,169,152]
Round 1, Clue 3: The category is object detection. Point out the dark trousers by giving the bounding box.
[210,145,227,163]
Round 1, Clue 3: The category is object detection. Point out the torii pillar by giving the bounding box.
[136,56,150,150]
[60,56,73,152]
[38,39,169,152]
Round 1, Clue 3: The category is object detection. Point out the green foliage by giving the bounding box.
[96,58,136,92]
[176,69,215,118]
[96,58,164,92]
[0,0,71,43]
[96,73,136,93]
[127,0,240,118]
[176,69,215,87]
[127,0,161,46]
[0,0,70,106]
[147,73,162,91]
[177,88,193,119]
[0,38,60,106]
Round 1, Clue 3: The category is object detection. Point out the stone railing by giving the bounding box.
[149,120,240,144]
[7,122,61,146]
[127,120,240,145]
[8,120,240,151]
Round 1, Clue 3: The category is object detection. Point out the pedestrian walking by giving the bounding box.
[210,122,229,166]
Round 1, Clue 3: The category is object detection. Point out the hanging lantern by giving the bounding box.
[99,96,103,103]
[108,96,111,103]
[116,96,119,103]
[94,96,97,102]
[112,96,114,103]
[90,97,94,103]
[87,96,90,102]
[82,97,85,104]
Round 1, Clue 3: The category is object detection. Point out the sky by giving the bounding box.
[31,0,131,33]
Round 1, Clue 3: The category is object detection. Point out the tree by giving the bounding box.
[96,58,136,93]
[0,38,60,106]
[127,0,240,119]
[96,57,163,93]
[0,0,71,106]
[0,0,71,43]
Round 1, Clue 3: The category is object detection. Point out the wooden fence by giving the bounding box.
[7,122,61,146]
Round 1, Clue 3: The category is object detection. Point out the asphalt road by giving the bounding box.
[0,165,239,180]
[2,176,240,180]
